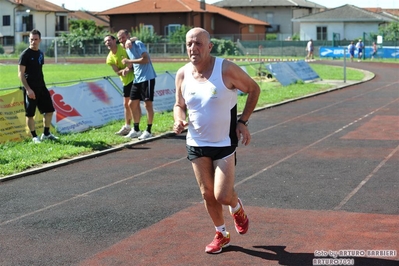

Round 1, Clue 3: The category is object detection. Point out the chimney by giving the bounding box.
[200,0,205,10]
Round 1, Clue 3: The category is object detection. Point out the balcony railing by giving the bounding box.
[267,24,280,33]
[55,24,68,32]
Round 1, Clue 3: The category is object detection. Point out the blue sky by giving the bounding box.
[47,0,399,12]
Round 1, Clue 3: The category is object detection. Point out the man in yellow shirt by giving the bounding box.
[104,34,134,136]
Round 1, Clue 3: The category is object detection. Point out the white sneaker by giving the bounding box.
[125,129,141,138]
[115,125,131,136]
[32,137,41,144]
[40,133,59,141]
[138,130,152,140]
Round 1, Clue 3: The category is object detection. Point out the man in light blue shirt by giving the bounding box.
[118,29,157,140]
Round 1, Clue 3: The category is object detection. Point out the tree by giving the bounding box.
[60,20,109,49]
[131,24,162,44]
[379,21,399,41]
[168,25,192,44]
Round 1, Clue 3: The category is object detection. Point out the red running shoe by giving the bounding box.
[231,198,249,234]
[205,231,230,254]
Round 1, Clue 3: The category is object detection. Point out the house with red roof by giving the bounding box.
[213,0,326,40]
[99,0,270,41]
[0,0,69,48]
[68,11,110,31]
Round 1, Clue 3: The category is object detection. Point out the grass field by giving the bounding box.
[0,60,365,177]
[0,60,364,90]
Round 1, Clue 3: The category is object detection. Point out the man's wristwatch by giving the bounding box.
[237,119,249,126]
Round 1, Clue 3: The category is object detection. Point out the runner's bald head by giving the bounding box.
[186,27,211,44]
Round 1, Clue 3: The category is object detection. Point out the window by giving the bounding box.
[3,15,11,26]
[252,12,259,19]
[22,14,33,31]
[249,25,254,33]
[22,35,29,43]
[266,12,274,24]
[165,24,181,36]
[143,25,154,35]
[56,15,68,31]
[317,26,327,40]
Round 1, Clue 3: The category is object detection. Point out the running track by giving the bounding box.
[0,61,398,266]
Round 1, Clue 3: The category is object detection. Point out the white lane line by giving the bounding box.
[252,81,397,136]
[334,144,399,210]
[0,156,187,226]
[236,98,399,211]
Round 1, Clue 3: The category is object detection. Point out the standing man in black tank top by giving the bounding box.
[173,27,260,254]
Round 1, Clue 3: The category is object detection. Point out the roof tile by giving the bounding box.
[7,0,69,12]
[293,4,395,22]
[100,0,269,26]
[213,0,325,8]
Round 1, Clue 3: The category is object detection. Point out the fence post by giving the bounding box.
[54,38,58,64]
[363,32,366,60]
[343,47,347,83]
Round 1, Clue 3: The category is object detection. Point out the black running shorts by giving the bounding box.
[186,145,236,164]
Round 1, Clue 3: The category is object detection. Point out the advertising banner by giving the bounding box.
[0,89,43,143]
[49,79,125,133]
[1,73,178,141]
[266,61,320,86]
[320,46,399,59]
[50,73,177,134]
[152,73,176,112]
[110,73,176,115]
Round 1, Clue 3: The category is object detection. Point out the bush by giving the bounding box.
[131,24,162,44]
[168,25,192,44]
[0,45,4,54]
[46,45,55,57]
[15,42,29,55]
[292,33,300,41]
[266,34,277,40]
[211,38,239,56]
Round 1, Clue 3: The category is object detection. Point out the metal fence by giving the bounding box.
[3,38,397,59]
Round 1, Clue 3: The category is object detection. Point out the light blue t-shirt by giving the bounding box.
[126,41,157,83]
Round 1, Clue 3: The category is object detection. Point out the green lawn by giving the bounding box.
[0,60,365,177]
[0,61,188,91]
[0,60,363,91]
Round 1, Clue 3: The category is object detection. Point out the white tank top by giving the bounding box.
[182,57,238,147]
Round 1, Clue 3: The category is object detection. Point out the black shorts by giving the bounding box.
[186,145,236,164]
[123,81,133,98]
[130,79,155,101]
[24,86,55,117]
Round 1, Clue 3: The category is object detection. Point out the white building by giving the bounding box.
[0,0,69,51]
[292,4,397,41]
[213,0,326,40]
